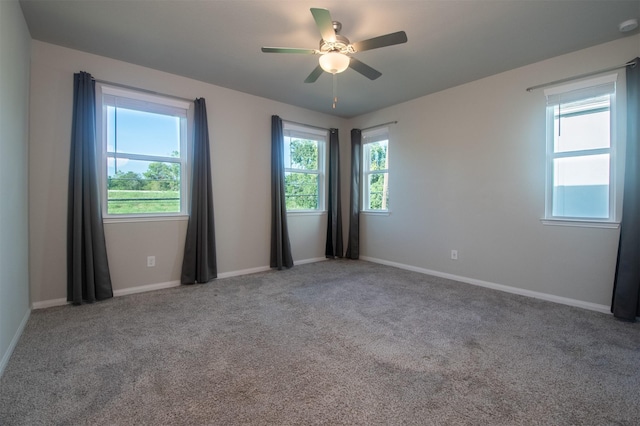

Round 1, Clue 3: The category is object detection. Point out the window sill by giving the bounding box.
[540,218,619,229]
[361,210,391,216]
[104,214,189,224]
[286,210,327,216]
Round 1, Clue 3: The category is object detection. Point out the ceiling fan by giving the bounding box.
[261,8,408,83]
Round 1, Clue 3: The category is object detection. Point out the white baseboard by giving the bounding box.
[0,308,31,378]
[31,281,183,308]
[31,258,329,310]
[217,265,271,279]
[216,257,326,278]
[113,280,181,297]
[295,257,328,265]
[30,257,610,315]
[360,256,611,314]
[32,298,68,309]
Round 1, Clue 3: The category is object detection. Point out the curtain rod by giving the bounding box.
[361,120,398,131]
[282,119,330,132]
[526,59,638,92]
[93,78,194,103]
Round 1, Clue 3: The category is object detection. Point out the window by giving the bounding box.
[363,127,390,211]
[97,85,191,217]
[283,123,327,211]
[544,75,617,222]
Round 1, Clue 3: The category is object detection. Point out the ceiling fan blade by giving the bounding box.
[349,58,382,80]
[304,65,324,83]
[261,47,317,54]
[310,8,336,42]
[351,31,408,52]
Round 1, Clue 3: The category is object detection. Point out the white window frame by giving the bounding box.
[96,84,192,220]
[362,126,390,213]
[282,122,327,213]
[543,74,619,226]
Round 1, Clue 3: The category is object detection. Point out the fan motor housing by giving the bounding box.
[319,34,352,54]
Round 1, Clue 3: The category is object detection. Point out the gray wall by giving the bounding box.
[0,0,31,374]
[346,35,640,308]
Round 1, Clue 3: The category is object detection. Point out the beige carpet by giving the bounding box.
[1,260,639,425]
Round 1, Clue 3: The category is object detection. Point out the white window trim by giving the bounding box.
[543,73,619,225]
[104,215,189,224]
[361,210,392,216]
[540,218,619,229]
[362,126,390,213]
[96,83,192,220]
[286,211,327,217]
[283,122,328,213]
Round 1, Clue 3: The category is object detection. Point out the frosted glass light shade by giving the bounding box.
[319,52,350,74]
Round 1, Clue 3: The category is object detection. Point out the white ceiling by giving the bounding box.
[19,0,640,118]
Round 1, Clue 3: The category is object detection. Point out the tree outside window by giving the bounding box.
[363,127,389,211]
[283,127,326,211]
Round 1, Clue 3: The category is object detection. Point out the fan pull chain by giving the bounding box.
[332,73,338,109]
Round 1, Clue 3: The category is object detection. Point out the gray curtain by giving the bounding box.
[270,115,294,269]
[67,71,113,304]
[325,128,344,258]
[345,129,362,259]
[612,58,640,321]
[181,98,217,284]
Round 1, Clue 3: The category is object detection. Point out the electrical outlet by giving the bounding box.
[147,256,156,267]
[451,250,458,260]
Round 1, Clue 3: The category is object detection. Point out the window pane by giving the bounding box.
[107,106,181,157]
[552,154,609,218]
[284,172,318,210]
[368,172,389,210]
[553,96,610,153]
[366,140,388,171]
[107,158,180,214]
[284,138,318,170]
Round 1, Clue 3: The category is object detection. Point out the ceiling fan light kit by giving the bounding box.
[261,7,408,108]
[319,51,350,74]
